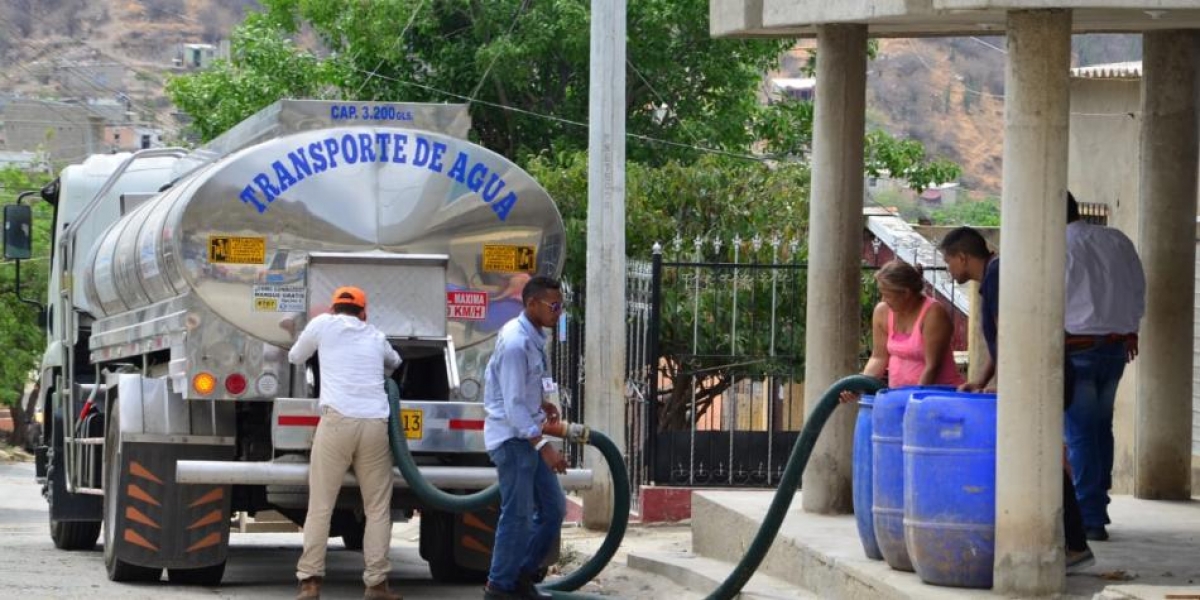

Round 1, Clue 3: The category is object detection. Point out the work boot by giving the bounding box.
[363,580,403,600]
[296,576,322,600]
[516,573,552,600]
[1085,526,1109,541]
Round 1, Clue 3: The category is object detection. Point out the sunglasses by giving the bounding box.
[538,299,565,312]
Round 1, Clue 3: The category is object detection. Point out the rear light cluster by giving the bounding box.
[191,372,259,397]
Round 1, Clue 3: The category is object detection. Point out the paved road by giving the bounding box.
[0,461,497,599]
[0,461,698,600]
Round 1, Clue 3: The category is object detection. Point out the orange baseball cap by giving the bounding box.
[331,286,367,309]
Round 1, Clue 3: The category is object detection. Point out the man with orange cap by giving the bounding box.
[289,286,403,600]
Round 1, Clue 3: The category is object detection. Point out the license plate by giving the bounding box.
[401,409,423,440]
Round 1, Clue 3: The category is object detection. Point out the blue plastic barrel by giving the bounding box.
[903,392,997,588]
[852,394,882,560]
[871,385,954,572]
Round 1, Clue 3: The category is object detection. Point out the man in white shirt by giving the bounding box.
[289,286,403,600]
[1064,193,1146,542]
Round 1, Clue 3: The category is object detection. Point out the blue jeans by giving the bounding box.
[1064,339,1127,529]
[487,438,566,592]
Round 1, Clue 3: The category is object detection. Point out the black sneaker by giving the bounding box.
[516,573,552,600]
[483,583,523,600]
[1085,526,1109,541]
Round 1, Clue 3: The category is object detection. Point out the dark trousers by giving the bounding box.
[1062,350,1090,552]
[1063,470,1088,551]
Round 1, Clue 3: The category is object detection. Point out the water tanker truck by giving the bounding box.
[4,99,589,585]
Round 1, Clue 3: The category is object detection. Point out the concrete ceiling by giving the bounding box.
[713,1,1200,38]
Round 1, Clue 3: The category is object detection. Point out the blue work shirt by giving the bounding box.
[980,256,1000,360]
[483,313,548,451]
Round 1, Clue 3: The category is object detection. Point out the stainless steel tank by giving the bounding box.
[82,125,565,350]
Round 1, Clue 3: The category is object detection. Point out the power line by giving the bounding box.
[343,65,768,162]
[902,39,1005,99]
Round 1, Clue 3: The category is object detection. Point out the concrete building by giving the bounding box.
[711,2,1200,595]
[1,99,107,161]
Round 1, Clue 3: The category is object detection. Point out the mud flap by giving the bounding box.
[422,504,560,574]
[109,442,234,569]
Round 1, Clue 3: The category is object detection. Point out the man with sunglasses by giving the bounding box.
[482,275,568,600]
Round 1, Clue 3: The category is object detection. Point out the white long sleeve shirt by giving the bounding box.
[1065,220,1146,335]
[288,313,402,419]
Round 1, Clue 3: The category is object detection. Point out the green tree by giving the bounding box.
[169,0,792,165]
[930,197,1001,226]
[0,166,53,446]
[166,13,338,143]
[529,151,810,430]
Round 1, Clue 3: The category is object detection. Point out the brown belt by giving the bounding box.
[1064,333,1136,350]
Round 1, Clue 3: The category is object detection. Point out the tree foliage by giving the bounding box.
[930,197,1001,226]
[166,13,338,142]
[168,0,792,165]
[0,166,53,418]
[529,152,810,429]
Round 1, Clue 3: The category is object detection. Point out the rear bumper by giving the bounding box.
[176,460,594,490]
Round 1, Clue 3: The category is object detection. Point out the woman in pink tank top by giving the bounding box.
[841,260,963,402]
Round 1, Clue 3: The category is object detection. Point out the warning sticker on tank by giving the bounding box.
[482,244,537,273]
[209,236,266,264]
[253,285,306,312]
[447,290,488,321]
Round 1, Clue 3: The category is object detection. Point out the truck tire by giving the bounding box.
[340,521,365,551]
[422,510,488,584]
[167,561,226,585]
[103,402,161,583]
[49,518,101,551]
[46,462,101,550]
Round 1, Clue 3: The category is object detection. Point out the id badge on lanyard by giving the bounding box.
[541,377,560,409]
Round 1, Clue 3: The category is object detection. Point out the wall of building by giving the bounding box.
[1,100,106,161]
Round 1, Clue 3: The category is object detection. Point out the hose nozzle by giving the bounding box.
[565,422,590,444]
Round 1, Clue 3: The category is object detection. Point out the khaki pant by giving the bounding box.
[296,409,394,586]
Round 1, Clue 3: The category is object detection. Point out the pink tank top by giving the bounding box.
[886,297,964,388]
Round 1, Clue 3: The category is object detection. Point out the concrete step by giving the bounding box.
[627,551,818,599]
[689,490,1200,600]
[690,490,996,599]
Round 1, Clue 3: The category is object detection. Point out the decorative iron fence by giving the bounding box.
[550,234,969,508]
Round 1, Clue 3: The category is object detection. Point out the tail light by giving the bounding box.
[224,373,247,396]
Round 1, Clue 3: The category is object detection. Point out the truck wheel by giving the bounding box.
[46,418,101,550]
[47,464,101,550]
[49,517,101,550]
[341,521,365,551]
[423,510,488,584]
[103,402,161,582]
[167,561,226,585]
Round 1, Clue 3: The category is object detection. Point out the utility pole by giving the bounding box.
[581,0,626,529]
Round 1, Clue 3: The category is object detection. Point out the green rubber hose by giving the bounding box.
[385,381,500,512]
[704,374,883,600]
[384,380,629,595]
[385,375,882,599]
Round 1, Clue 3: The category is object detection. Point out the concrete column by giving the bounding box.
[992,9,1071,596]
[581,0,627,529]
[801,23,868,515]
[1135,31,1198,500]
